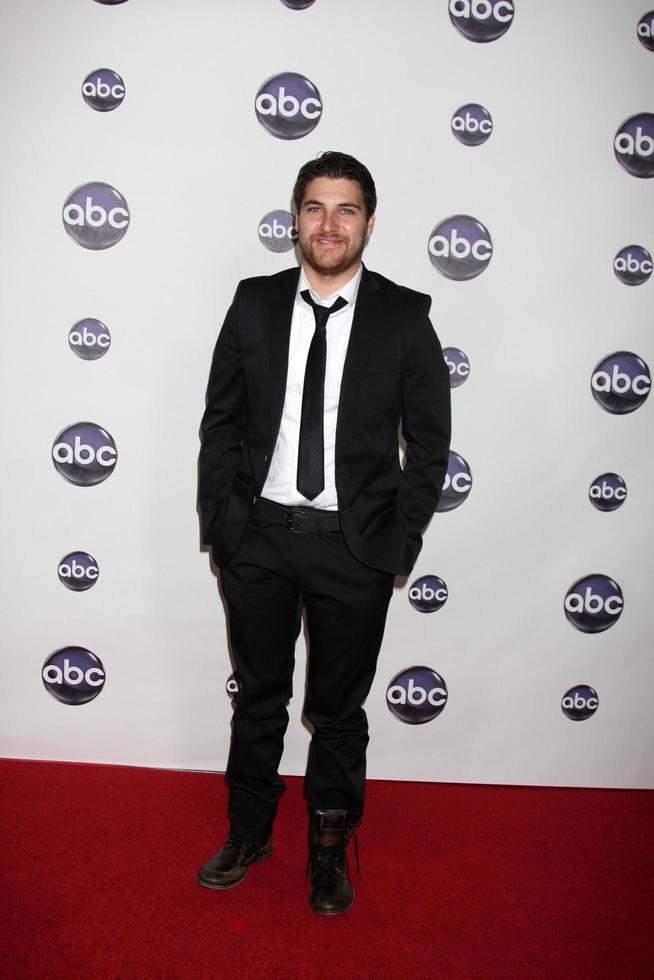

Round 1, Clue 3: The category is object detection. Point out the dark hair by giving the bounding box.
[292,151,377,218]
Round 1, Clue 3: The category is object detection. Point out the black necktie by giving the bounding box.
[297,289,348,501]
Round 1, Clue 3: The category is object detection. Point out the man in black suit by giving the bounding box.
[197,151,451,914]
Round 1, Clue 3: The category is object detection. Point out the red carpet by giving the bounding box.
[2,759,652,979]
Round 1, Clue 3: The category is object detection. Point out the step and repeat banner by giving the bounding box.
[1,0,653,788]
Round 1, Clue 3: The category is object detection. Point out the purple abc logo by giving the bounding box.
[613,245,652,286]
[58,552,99,591]
[561,685,599,722]
[437,451,472,512]
[82,69,125,111]
[589,473,627,512]
[614,114,654,178]
[591,351,651,414]
[255,73,322,140]
[428,215,492,281]
[564,574,623,633]
[408,576,448,613]
[52,422,117,486]
[42,647,106,705]
[68,318,111,360]
[637,11,654,51]
[449,0,514,42]
[386,667,448,724]
[226,672,241,698]
[280,0,316,7]
[62,182,129,249]
[94,0,128,4]
[258,210,298,253]
[451,104,493,146]
[443,347,470,388]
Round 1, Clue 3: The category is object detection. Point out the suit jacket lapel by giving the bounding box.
[268,267,299,450]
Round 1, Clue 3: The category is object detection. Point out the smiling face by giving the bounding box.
[295,176,375,288]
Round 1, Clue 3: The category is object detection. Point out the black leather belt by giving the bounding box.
[255,497,341,534]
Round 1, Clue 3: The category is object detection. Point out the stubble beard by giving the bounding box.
[299,233,367,280]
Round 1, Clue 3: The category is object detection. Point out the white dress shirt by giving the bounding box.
[261,264,363,510]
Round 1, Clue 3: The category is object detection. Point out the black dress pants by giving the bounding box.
[219,501,395,844]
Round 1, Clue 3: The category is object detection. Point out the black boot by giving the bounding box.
[197,836,273,890]
[308,809,359,915]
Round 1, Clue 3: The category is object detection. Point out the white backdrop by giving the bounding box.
[1,0,653,788]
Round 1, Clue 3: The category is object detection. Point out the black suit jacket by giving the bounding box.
[199,265,451,576]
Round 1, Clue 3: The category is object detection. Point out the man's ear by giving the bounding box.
[366,213,376,240]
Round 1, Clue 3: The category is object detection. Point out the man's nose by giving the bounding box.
[319,210,338,232]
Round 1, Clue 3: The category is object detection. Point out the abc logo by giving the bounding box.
[82,69,125,111]
[591,351,651,414]
[258,210,298,253]
[386,666,448,724]
[226,672,241,698]
[63,182,129,249]
[58,552,99,592]
[589,473,627,512]
[564,574,623,634]
[561,685,599,722]
[408,576,448,613]
[94,0,128,4]
[451,104,493,146]
[637,12,654,52]
[614,114,654,178]
[437,451,472,512]
[42,647,106,705]
[613,245,652,286]
[443,347,470,388]
[52,422,117,487]
[280,0,316,7]
[449,0,514,42]
[428,215,492,280]
[255,73,322,140]
[68,318,111,360]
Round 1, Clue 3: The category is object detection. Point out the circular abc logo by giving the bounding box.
[589,473,627,512]
[561,685,599,722]
[68,318,111,360]
[386,667,448,724]
[82,69,125,111]
[258,210,298,253]
[591,351,651,414]
[564,574,623,633]
[637,11,654,51]
[613,245,652,286]
[255,73,322,140]
[443,347,470,388]
[52,422,117,487]
[226,671,240,698]
[437,450,472,512]
[42,647,106,705]
[94,0,128,4]
[428,216,492,280]
[449,0,514,42]
[280,0,317,7]
[614,114,654,178]
[62,182,130,249]
[58,552,99,592]
[451,104,493,146]
[408,576,448,613]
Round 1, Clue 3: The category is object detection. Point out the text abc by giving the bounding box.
[256,87,321,120]
[53,437,116,467]
[592,366,650,396]
[614,253,652,275]
[565,587,622,616]
[445,356,469,378]
[387,679,447,707]
[409,584,447,603]
[452,113,492,135]
[614,127,654,158]
[43,658,104,687]
[442,471,471,493]
[59,560,98,580]
[429,230,492,262]
[82,77,124,100]
[259,219,297,240]
[449,0,513,22]
[590,482,626,501]
[64,197,129,229]
[638,18,654,38]
[562,692,598,712]
[70,326,110,348]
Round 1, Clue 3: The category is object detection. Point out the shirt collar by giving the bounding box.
[297,264,363,309]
